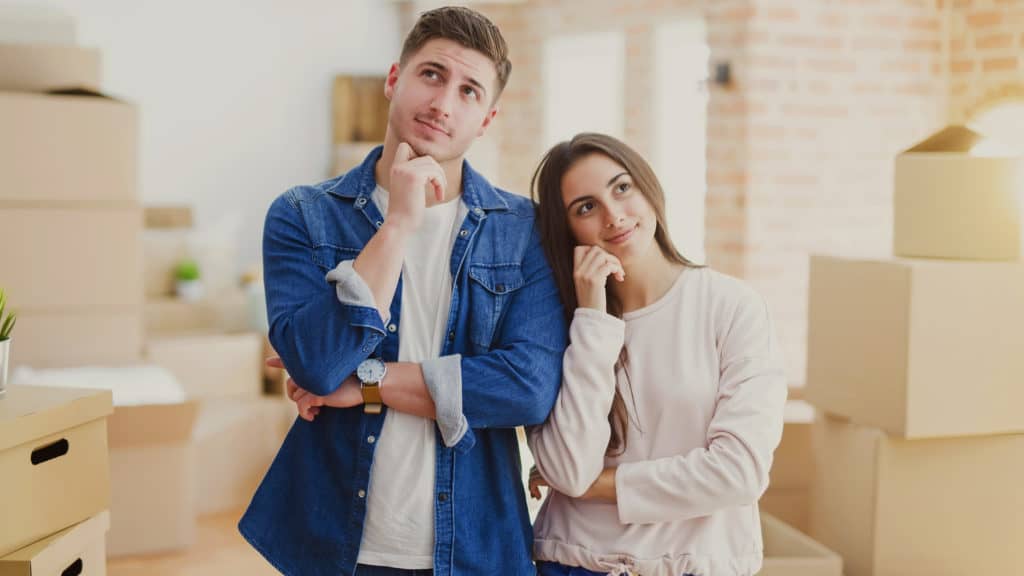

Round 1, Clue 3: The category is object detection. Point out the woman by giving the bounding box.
[526,133,787,576]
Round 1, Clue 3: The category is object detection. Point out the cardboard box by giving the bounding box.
[145,332,263,399]
[0,43,101,92]
[761,401,814,533]
[143,294,250,336]
[12,311,143,369]
[143,205,193,230]
[769,400,814,489]
[0,385,112,557]
[759,513,842,576]
[805,255,1024,438]
[0,511,109,576]
[894,125,1024,261]
[0,91,137,207]
[106,401,199,557]
[193,398,291,515]
[759,487,810,535]
[809,415,1024,576]
[0,208,142,312]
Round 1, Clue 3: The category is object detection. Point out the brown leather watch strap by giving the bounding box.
[362,383,382,414]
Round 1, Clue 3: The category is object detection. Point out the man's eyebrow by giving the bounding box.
[420,60,487,96]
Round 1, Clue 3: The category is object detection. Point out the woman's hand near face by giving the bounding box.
[573,245,625,312]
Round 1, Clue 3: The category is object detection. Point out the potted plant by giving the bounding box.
[174,258,203,302]
[0,287,17,397]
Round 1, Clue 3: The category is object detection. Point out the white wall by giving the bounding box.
[3,0,402,272]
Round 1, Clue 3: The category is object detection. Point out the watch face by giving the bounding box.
[357,358,386,383]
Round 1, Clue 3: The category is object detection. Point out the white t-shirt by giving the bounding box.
[356,186,465,569]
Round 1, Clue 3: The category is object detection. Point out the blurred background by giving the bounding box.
[1,1,1022,575]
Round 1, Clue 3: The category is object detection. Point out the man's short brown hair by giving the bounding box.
[400,6,511,98]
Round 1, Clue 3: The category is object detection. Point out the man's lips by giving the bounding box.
[605,224,637,244]
[416,118,449,136]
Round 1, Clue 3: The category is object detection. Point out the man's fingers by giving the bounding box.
[265,356,284,369]
[395,141,415,163]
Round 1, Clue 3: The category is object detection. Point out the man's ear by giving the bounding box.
[477,106,499,137]
[384,63,400,101]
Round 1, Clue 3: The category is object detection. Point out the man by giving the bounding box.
[239,6,566,576]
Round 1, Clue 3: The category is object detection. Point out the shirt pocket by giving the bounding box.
[312,244,361,274]
[466,263,525,350]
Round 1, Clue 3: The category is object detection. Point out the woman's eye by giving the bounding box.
[577,202,594,216]
[616,182,631,194]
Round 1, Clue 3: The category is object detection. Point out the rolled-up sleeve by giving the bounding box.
[263,191,386,396]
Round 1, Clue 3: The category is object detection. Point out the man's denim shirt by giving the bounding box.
[239,147,567,576]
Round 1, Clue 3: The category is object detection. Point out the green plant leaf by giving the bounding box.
[0,310,15,339]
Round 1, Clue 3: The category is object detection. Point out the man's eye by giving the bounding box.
[463,86,479,99]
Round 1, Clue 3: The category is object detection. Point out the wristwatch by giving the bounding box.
[356,358,387,414]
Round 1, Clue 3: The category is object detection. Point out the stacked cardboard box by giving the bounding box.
[0,43,206,559]
[0,385,112,573]
[760,400,815,533]
[804,126,1024,576]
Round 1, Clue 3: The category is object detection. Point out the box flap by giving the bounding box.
[901,124,1019,157]
[903,125,984,153]
[0,385,113,452]
[0,511,109,565]
[107,401,199,448]
[762,513,840,560]
[0,43,100,93]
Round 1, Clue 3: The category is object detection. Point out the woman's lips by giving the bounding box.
[605,225,637,245]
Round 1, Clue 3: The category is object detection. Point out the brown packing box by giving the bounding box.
[0,91,137,206]
[193,398,293,516]
[106,401,199,557]
[0,208,143,312]
[758,513,842,576]
[144,205,194,230]
[809,415,1024,576]
[805,255,1024,438]
[12,311,143,369]
[0,385,112,557]
[768,401,814,489]
[145,332,263,399]
[894,125,1024,261]
[143,294,249,336]
[0,43,101,93]
[0,511,109,576]
[761,401,814,533]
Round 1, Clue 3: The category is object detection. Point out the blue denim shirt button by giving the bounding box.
[473,207,483,216]
[355,197,367,207]
[387,323,397,333]
[437,492,448,502]
[459,229,468,238]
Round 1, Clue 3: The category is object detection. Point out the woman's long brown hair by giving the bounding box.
[530,133,702,456]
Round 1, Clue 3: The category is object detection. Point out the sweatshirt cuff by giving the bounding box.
[325,260,388,324]
[421,354,468,448]
[570,308,626,355]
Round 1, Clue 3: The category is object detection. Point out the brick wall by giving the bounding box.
[948,0,1024,121]
[714,0,947,385]
[415,0,1018,387]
